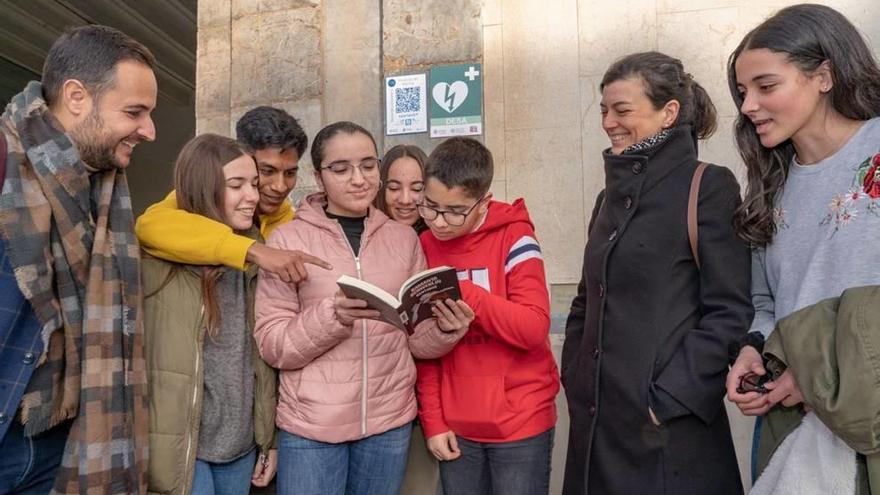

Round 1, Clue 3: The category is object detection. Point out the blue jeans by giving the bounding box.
[0,419,70,495]
[191,448,256,495]
[277,423,412,495]
[439,428,554,495]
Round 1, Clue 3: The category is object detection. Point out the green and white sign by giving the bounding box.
[429,63,482,138]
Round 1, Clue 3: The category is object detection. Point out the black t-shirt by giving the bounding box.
[325,210,367,256]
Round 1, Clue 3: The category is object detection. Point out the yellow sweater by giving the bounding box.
[135,191,294,270]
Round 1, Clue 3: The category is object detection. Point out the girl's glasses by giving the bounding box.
[320,158,381,180]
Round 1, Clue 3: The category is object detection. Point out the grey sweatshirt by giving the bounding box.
[751,117,880,336]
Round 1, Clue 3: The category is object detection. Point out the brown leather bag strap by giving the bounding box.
[688,162,708,270]
[0,132,7,192]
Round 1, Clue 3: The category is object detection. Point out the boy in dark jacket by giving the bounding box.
[415,137,559,495]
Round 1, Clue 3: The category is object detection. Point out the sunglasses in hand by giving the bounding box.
[735,355,787,395]
[737,372,771,394]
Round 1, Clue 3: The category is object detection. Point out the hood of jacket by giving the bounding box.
[295,191,391,236]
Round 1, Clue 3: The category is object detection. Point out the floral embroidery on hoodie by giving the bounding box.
[820,152,880,235]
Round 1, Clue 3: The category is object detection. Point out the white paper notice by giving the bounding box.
[385,73,428,136]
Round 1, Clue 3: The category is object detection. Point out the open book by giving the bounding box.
[336,266,461,333]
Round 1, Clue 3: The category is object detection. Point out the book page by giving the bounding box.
[336,275,406,331]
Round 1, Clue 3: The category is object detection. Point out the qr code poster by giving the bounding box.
[385,73,428,136]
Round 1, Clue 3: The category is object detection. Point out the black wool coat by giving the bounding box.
[561,127,752,495]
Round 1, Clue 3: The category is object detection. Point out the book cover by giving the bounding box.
[398,267,461,332]
[336,266,460,333]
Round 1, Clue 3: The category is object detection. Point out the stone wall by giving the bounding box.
[196,0,880,288]
[197,0,325,199]
[195,1,880,492]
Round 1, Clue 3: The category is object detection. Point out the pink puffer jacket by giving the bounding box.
[255,193,462,443]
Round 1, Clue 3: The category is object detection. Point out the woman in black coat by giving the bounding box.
[561,52,753,495]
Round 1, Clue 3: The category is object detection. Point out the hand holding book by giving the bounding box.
[333,289,381,326]
[336,266,470,334]
[334,289,473,334]
[431,298,475,333]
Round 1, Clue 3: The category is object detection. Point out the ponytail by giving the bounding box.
[690,80,717,140]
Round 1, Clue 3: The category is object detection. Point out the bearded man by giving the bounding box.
[0,25,157,494]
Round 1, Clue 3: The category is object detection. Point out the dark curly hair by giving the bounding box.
[235,106,308,157]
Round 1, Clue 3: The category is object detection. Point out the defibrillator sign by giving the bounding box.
[429,63,483,138]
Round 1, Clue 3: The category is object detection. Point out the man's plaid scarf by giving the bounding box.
[0,82,147,494]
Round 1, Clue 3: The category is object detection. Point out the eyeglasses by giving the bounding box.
[416,195,486,227]
[320,158,381,180]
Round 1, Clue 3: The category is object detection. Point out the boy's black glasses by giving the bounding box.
[417,194,486,226]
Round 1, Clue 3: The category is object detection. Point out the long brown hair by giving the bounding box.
[174,133,252,336]
[375,144,428,233]
[729,4,880,246]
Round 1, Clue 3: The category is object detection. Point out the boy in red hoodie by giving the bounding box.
[416,137,559,494]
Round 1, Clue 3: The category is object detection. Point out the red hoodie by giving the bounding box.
[417,199,559,442]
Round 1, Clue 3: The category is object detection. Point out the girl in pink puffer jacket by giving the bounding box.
[254,121,473,495]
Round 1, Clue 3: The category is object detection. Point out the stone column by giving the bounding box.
[323,0,382,141]
[195,0,233,137]
[197,0,386,200]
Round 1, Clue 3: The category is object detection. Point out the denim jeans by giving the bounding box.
[277,422,412,495]
[191,448,256,495]
[0,419,70,495]
[439,427,555,495]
